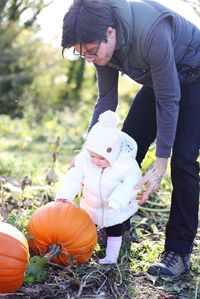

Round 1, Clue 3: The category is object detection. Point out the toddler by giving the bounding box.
[55,110,141,264]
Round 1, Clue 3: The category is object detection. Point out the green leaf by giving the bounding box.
[150,223,159,234]
[23,275,35,285]
[25,256,47,285]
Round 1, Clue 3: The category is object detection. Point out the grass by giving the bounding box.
[0,136,77,185]
[0,116,200,298]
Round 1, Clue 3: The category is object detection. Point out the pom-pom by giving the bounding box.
[98,110,119,128]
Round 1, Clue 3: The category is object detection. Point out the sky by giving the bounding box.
[37,0,73,47]
[37,0,200,47]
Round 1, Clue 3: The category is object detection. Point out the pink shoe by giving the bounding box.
[99,257,117,264]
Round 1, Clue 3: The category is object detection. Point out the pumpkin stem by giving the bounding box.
[45,244,60,261]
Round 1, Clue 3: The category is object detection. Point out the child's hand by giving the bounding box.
[55,198,69,203]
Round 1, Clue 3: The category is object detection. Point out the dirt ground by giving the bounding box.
[1,234,199,299]
[0,265,196,299]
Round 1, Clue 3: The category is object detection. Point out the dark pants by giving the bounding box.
[122,78,200,254]
[105,217,131,237]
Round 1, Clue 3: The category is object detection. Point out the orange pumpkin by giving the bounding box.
[0,222,29,293]
[27,201,97,265]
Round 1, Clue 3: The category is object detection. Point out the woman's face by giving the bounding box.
[74,27,117,65]
[88,150,110,168]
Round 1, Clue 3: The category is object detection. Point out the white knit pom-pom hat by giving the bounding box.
[85,110,122,164]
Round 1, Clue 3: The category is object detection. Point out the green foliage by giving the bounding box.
[129,240,163,272]
[24,256,47,285]
[0,153,40,180]
[6,208,34,236]
[58,58,86,109]
[0,25,33,116]
[0,114,79,183]
[192,243,200,274]
[0,1,48,26]
[0,0,51,117]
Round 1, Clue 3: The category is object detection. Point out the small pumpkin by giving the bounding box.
[27,201,97,265]
[0,222,29,293]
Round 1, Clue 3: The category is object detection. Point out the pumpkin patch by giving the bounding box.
[27,201,97,265]
[0,222,29,293]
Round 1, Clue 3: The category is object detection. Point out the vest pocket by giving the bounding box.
[127,68,153,86]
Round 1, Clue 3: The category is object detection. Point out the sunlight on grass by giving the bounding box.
[129,240,164,272]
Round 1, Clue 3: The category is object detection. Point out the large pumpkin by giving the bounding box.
[0,222,29,293]
[27,201,97,265]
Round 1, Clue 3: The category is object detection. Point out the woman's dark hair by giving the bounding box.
[61,0,116,51]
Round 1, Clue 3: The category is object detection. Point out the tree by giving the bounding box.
[183,0,200,16]
[0,1,50,28]
[57,58,86,109]
[0,0,51,117]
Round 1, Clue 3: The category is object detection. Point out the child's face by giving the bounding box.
[88,150,110,168]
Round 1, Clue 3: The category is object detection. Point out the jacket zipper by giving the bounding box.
[99,168,105,227]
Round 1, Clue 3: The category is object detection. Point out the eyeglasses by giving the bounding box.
[73,42,102,59]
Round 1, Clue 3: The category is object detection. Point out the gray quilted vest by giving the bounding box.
[105,0,172,69]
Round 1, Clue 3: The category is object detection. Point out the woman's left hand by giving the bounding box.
[136,157,168,205]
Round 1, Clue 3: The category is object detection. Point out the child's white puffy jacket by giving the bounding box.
[55,132,142,227]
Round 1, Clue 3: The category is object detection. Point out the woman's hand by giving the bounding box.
[136,157,168,205]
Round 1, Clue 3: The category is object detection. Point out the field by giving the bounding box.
[0,116,200,299]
